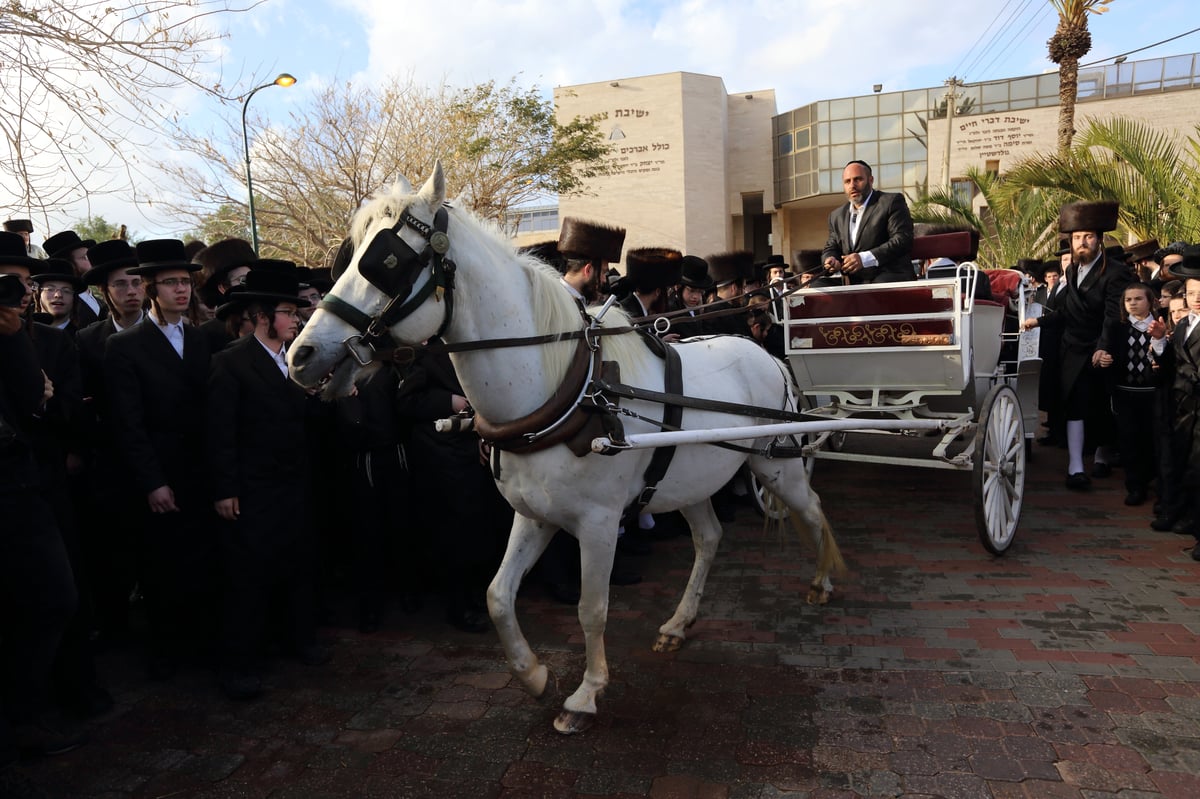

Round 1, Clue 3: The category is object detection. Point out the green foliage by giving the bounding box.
[995,116,1200,244]
[72,215,138,244]
[160,75,613,264]
[181,205,250,248]
[911,166,1064,267]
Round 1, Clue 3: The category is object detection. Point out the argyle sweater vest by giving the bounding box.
[1118,323,1155,392]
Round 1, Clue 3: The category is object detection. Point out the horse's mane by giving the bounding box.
[351,181,650,395]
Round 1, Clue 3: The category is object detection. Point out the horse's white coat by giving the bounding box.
[289,163,842,732]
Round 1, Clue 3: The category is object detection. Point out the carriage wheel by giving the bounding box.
[750,472,791,520]
[972,384,1025,555]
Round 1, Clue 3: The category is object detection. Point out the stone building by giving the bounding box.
[527,53,1200,270]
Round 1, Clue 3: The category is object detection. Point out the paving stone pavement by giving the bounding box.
[24,434,1200,798]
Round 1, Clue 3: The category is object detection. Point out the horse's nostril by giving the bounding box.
[292,345,314,364]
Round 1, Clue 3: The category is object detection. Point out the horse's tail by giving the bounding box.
[795,506,847,578]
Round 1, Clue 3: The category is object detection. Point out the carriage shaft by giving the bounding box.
[591,418,951,452]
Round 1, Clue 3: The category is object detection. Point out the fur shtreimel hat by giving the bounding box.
[1126,239,1160,263]
[558,217,626,264]
[1015,258,1042,274]
[624,248,683,291]
[706,251,754,288]
[3,219,34,234]
[1059,201,1119,234]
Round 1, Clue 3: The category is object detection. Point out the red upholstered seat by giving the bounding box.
[987,269,1023,307]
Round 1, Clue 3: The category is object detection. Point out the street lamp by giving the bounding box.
[241,72,296,254]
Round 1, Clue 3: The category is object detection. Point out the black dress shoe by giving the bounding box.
[12,717,88,756]
[218,670,263,701]
[296,643,332,666]
[1192,542,1200,562]
[145,654,177,682]
[1065,472,1092,490]
[1151,515,1179,532]
[1173,517,1199,535]
[64,684,114,720]
[446,607,490,633]
[1091,462,1113,478]
[1124,488,1147,506]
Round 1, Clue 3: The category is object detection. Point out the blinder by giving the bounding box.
[319,205,456,364]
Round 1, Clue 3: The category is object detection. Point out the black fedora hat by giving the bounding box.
[130,239,201,276]
[679,255,713,290]
[1171,245,1200,279]
[84,240,139,286]
[0,231,41,269]
[30,258,86,292]
[43,230,95,260]
[215,260,311,319]
[296,266,334,293]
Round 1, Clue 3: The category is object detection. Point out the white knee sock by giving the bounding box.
[1067,420,1085,474]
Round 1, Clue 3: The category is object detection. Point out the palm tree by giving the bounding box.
[1047,0,1113,154]
[910,166,1063,268]
[995,117,1200,244]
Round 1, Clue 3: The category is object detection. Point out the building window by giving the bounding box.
[985,159,1000,176]
[951,178,976,206]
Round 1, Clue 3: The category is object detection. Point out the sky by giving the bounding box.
[6,0,1198,241]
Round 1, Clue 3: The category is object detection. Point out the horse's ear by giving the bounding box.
[417,160,446,208]
[394,175,413,195]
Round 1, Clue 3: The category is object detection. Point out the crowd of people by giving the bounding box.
[0,209,799,789]
[3,165,1198,794]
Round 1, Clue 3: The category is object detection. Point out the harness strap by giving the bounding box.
[473,337,598,453]
[634,343,683,511]
[595,378,810,423]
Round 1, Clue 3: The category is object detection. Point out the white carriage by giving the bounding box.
[781,232,1040,554]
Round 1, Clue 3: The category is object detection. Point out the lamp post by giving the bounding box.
[241,72,296,254]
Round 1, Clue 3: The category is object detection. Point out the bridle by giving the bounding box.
[318,204,456,366]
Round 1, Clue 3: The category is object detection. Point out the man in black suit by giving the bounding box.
[820,160,914,285]
[207,261,327,699]
[105,240,216,679]
[74,240,146,648]
[1159,248,1200,557]
[1021,202,1132,489]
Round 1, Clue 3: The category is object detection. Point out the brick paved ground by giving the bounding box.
[24,433,1200,798]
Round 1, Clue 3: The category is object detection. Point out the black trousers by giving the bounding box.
[137,501,218,660]
[349,446,411,610]
[0,487,77,730]
[1113,388,1155,493]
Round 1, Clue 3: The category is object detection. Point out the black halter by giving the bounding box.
[319,205,456,365]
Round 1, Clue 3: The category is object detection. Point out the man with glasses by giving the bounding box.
[105,239,216,681]
[43,231,103,327]
[30,259,87,335]
[206,260,327,700]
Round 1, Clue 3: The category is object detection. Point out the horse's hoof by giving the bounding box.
[553,709,595,735]
[653,633,684,652]
[806,587,831,605]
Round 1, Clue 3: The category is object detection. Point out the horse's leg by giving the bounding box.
[554,524,616,735]
[487,514,556,698]
[749,455,846,605]
[653,499,723,653]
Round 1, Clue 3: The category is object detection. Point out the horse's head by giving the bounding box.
[290,162,455,398]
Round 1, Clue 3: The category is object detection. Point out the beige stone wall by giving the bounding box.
[927,89,1200,182]
[554,72,775,267]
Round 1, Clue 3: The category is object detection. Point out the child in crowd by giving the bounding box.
[1098,283,1167,506]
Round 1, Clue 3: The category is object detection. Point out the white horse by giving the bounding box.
[289,163,844,734]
